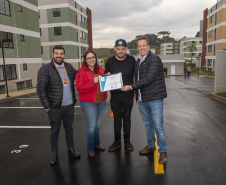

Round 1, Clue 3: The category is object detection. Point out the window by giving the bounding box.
[0,31,14,48]
[80,31,86,39]
[0,0,11,16]
[17,4,22,12]
[38,10,40,18]
[76,29,78,42]
[75,2,77,8]
[192,41,195,44]
[20,35,25,42]
[52,8,60,17]
[80,15,85,23]
[0,66,4,81]
[209,15,214,24]
[40,28,42,36]
[208,45,212,52]
[81,47,86,55]
[54,27,62,36]
[208,30,213,38]
[41,46,43,54]
[77,47,80,59]
[207,59,212,66]
[25,80,32,88]
[75,12,77,25]
[0,64,17,81]
[23,64,27,70]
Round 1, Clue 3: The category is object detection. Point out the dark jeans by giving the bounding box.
[47,104,74,153]
[110,98,133,141]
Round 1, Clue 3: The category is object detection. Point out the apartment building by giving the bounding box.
[38,0,92,69]
[202,0,226,72]
[0,0,42,94]
[160,42,179,55]
[180,37,202,62]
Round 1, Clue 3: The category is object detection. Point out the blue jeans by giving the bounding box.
[80,100,106,154]
[139,99,167,152]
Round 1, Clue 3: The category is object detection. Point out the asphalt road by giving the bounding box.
[0,76,225,185]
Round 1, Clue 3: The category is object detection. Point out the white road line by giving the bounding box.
[16,98,39,100]
[0,106,81,108]
[0,126,51,128]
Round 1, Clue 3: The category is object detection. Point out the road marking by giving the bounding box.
[11,150,21,154]
[0,106,81,108]
[0,126,51,128]
[154,134,164,174]
[16,98,39,100]
[19,145,29,148]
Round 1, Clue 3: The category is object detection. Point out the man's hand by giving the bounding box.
[46,108,50,113]
[121,85,132,91]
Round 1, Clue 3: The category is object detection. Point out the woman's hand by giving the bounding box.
[94,77,99,84]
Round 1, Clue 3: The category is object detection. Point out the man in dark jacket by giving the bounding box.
[37,46,80,165]
[105,39,135,151]
[121,36,168,164]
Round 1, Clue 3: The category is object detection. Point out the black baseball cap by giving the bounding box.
[115,39,127,47]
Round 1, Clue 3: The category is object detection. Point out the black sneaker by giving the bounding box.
[124,140,134,151]
[108,141,121,151]
[49,153,58,165]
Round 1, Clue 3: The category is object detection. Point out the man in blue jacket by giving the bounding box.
[37,46,80,165]
[121,36,168,164]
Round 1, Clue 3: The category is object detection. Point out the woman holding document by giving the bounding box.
[75,51,107,158]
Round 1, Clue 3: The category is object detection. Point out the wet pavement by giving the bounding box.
[0,76,225,185]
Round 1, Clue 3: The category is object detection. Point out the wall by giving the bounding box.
[214,50,226,93]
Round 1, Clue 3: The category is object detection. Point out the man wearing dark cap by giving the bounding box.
[105,39,136,151]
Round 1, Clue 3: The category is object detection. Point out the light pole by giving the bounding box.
[1,39,12,97]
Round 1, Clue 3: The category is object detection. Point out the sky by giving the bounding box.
[75,0,218,48]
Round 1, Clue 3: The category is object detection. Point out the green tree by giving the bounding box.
[157,31,171,42]
[187,43,197,63]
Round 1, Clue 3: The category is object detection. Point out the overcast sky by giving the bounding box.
[75,0,217,48]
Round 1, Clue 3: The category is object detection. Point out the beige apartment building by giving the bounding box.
[203,0,226,72]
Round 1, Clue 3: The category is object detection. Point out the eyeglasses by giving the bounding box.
[86,56,96,61]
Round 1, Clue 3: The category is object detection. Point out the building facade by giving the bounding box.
[160,42,179,55]
[38,0,92,69]
[204,0,226,72]
[0,0,42,94]
[180,37,202,63]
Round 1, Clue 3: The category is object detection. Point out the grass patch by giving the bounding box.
[217,93,226,98]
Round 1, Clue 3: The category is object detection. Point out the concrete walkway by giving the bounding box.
[0,88,37,103]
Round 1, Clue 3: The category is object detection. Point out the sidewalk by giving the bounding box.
[0,88,37,103]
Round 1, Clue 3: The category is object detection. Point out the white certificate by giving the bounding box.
[99,73,123,92]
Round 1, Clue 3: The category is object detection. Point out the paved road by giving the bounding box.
[0,76,225,185]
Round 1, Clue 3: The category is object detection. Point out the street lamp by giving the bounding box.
[1,39,12,97]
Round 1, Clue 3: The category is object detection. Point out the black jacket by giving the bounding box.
[131,51,167,102]
[37,60,77,109]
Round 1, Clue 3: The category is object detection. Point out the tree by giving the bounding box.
[157,31,171,42]
[187,43,197,63]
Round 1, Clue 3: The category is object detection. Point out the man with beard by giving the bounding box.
[105,39,136,151]
[37,45,80,165]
